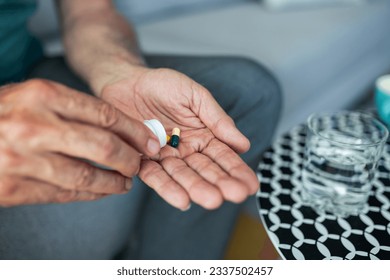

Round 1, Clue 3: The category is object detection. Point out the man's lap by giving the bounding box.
[0,180,146,259]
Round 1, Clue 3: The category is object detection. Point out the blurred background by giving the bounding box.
[29,0,390,259]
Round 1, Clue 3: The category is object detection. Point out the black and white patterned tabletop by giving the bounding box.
[256,124,390,260]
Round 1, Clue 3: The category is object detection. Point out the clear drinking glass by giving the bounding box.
[301,111,388,216]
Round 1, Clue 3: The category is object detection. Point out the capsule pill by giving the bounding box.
[170,127,180,148]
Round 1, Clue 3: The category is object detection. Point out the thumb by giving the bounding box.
[195,85,250,153]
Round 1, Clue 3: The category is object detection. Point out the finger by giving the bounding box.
[138,159,191,210]
[6,153,132,194]
[183,153,248,203]
[202,139,259,195]
[0,176,105,207]
[160,157,224,209]
[41,122,141,177]
[38,81,160,156]
[193,84,250,153]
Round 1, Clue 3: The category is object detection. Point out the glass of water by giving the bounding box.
[301,111,388,216]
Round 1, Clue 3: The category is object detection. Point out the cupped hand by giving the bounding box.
[0,79,160,207]
[100,67,259,210]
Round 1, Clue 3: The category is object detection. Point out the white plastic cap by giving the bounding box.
[144,119,167,148]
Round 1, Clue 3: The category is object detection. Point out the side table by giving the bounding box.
[256,124,390,260]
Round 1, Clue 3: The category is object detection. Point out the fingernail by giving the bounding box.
[125,178,132,190]
[181,203,192,212]
[147,138,160,155]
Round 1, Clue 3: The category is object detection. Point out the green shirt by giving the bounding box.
[0,0,43,85]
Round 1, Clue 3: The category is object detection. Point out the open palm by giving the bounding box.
[101,68,259,210]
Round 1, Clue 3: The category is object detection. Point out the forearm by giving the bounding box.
[58,0,145,95]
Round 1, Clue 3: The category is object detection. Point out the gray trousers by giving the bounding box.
[0,55,281,259]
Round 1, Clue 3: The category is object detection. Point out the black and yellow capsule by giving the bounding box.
[170,127,180,148]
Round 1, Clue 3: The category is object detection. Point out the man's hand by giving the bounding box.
[0,79,160,207]
[101,67,260,211]
[57,0,259,211]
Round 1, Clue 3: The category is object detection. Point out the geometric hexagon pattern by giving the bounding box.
[256,124,390,259]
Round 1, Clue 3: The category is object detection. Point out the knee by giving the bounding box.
[220,57,282,117]
[239,57,281,108]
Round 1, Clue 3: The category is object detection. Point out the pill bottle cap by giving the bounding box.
[144,119,167,148]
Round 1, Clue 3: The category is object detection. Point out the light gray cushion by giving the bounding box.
[29,0,390,135]
[261,0,366,10]
[115,0,248,23]
[136,1,390,134]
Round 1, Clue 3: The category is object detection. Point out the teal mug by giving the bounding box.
[375,74,390,126]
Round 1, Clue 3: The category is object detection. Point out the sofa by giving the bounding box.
[30,0,390,136]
